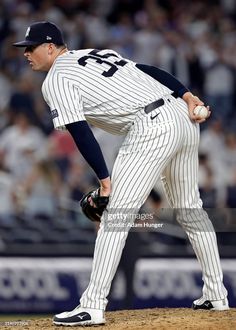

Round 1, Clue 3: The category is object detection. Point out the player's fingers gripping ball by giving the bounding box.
[193,105,210,120]
[80,189,109,222]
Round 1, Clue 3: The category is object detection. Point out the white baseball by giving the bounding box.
[193,105,208,119]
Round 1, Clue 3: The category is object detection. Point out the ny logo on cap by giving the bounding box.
[46,36,52,40]
[25,27,30,37]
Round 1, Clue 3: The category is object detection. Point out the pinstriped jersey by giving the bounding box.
[42,48,172,135]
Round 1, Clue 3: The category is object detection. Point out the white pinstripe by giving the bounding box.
[80,95,227,309]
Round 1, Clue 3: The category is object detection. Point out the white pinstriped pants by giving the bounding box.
[80,94,228,310]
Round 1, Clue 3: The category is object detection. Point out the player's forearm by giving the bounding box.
[66,121,110,181]
[135,63,189,97]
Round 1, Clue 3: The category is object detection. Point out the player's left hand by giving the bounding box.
[80,189,109,222]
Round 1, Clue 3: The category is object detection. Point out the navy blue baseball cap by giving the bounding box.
[13,21,65,47]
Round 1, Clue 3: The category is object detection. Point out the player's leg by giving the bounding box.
[79,123,183,311]
[161,121,228,310]
[54,153,176,325]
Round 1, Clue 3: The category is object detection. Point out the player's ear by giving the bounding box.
[47,43,55,55]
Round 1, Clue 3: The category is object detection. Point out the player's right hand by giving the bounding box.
[182,92,211,123]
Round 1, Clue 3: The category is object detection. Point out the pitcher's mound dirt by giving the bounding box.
[2,308,236,330]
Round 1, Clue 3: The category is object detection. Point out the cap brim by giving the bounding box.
[13,40,41,47]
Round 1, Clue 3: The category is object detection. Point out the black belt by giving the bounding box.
[144,91,178,114]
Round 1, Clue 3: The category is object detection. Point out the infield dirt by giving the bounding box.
[1,308,235,330]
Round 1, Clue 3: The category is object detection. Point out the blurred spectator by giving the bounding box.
[223,132,236,183]
[35,0,66,25]
[0,4,10,48]
[0,155,16,223]
[185,40,205,95]
[108,12,134,57]
[10,1,34,43]
[6,69,50,134]
[199,119,227,205]
[0,112,46,180]
[220,0,236,15]
[0,68,12,118]
[7,72,42,127]
[156,30,190,86]
[47,130,78,180]
[223,132,236,209]
[132,15,163,65]
[62,14,87,50]
[83,7,110,48]
[21,159,63,219]
[203,48,235,126]
[198,153,217,208]
[1,35,25,79]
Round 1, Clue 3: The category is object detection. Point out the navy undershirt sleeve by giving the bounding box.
[135,63,189,97]
[66,121,109,180]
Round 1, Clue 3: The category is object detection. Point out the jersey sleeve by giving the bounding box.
[42,71,85,130]
[135,64,189,97]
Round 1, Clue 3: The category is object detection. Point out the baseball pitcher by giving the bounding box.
[13,21,229,327]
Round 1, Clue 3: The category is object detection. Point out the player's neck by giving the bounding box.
[56,46,67,58]
[49,47,67,70]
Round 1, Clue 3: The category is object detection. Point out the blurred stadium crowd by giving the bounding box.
[0,0,236,254]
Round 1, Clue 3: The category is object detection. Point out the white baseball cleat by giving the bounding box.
[192,297,229,311]
[53,305,105,326]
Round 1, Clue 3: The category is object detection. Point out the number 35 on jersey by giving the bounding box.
[77,49,128,77]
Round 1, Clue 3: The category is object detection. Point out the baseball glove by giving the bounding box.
[80,189,109,222]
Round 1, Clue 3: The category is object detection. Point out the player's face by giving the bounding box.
[24,43,52,71]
